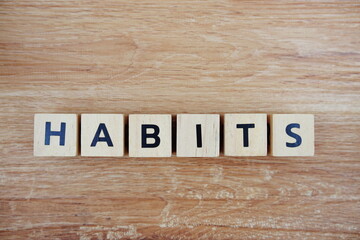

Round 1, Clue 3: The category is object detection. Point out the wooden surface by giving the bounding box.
[0,0,359,239]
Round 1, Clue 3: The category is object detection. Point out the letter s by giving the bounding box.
[286,123,302,147]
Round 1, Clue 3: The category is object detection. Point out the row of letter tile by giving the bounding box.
[34,114,314,157]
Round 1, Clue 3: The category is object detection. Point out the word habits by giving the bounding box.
[34,114,314,157]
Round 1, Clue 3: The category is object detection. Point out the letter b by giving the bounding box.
[142,124,160,148]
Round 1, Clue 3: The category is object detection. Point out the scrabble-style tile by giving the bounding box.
[177,114,220,157]
[270,114,314,156]
[34,114,78,156]
[224,114,267,156]
[81,114,124,157]
[128,114,172,157]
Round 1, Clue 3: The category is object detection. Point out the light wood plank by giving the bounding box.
[0,0,359,239]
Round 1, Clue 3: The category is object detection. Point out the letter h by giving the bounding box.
[45,122,66,146]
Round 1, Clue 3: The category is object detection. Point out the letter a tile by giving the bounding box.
[81,114,124,157]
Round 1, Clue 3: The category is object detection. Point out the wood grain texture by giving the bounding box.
[0,0,359,239]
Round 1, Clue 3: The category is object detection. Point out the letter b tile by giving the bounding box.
[128,114,172,157]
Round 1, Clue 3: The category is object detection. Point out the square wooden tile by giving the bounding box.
[225,114,267,156]
[129,114,172,157]
[176,114,220,157]
[34,114,78,156]
[270,114,314,156]
[81,114,124,157]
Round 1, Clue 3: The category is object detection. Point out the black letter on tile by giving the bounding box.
[45,122,66,146]
[236,124,255,147]
[286,123,302,147]
[196,124,202,148]
[142,124,160,148]
[91,123,114,147]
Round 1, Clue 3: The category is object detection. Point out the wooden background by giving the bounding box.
[1,1,359,239]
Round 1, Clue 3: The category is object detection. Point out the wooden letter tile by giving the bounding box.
[176,114,220,157]
[129,114,172,157]
[34,114,78,156]
[270,114,314,156]
[81,114,124,157]
[225,114,267,156]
